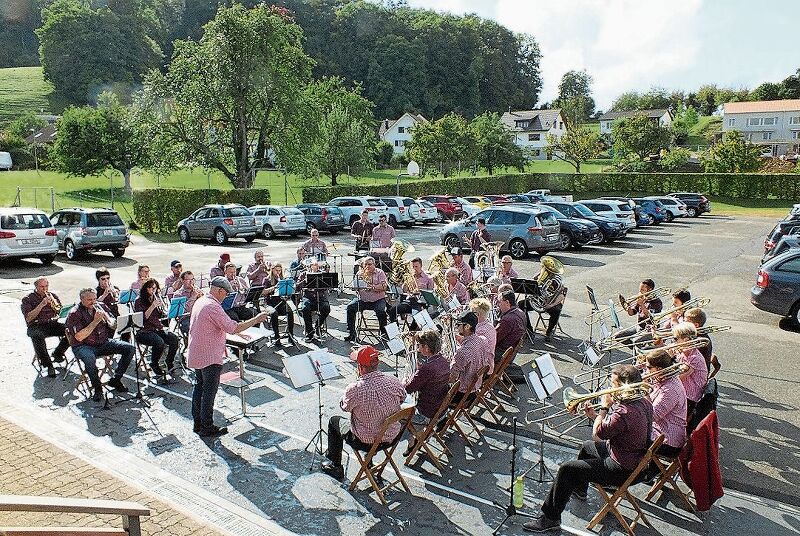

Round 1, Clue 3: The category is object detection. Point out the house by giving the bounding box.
[598,109,673,139]
[24,124,57,145]
[378,113,428,154]
[499,109,568,159]
[721,99,800,157]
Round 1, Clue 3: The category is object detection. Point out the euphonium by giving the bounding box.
[431,270,447,299]
[529,255,565,312]
[428,248,449,273]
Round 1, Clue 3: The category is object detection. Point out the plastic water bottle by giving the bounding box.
[513,476,524,508]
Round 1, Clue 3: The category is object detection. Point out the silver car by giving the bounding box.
[50,208,130,260]
[177,204,258,245]
[250,205,306,239]
[751,249,800,327]
[0,207,59,264]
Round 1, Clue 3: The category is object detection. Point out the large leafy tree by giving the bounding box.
[546,126,602,173]
[701,131,762,173]
[140,4,313,189]
[554,70,595,124]
[469,112,524,175]
[365,34,427,119]
[612,113,673,168]
[407,113,476,177]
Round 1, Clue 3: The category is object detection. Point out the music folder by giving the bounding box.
[167,297,187,319]
[117,311,143,334]
[221,292,237,311]
[277,278,295,297]
[419,289,440,307]
[119,289,138,305]
[59,304,74,319]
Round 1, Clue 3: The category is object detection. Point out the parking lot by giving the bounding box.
[1,212,799,534]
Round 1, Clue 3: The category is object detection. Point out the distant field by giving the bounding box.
[0,66,55,126]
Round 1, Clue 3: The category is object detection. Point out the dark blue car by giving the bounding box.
[632,198,667,225]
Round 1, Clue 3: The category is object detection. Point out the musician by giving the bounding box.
[445,267,469,305]
[223,262,255,322]
[388,257,434,325]
[65,288,135,402]
[496,255,519,285]
[95,268,131,342]
[345,256,388,343]
[371,214,395,272]
[524,364,653,532]
[246,250,271,291]
[449,248,473,284]
[495,290,526,365]
[684,308,721,379]
[263,263,296,347]
[450,311,485,406]
[297,228,329,261]
[210,253,230,279]
[173,271,203,335]
[187,277,269,437]
[164,260,183,298]
[133,278,179,383]
[645,349,687,457]
[468,217,491,268]
[350,210,374,251]
[21,277,69,378]
[469,298,495,375]
[672,322,708,417]
[297,260,330,342]
[621,278,663,326]
[129,265,150,291]
[661,289,691,329]
[320,345,406,480]
[404,330,450,427]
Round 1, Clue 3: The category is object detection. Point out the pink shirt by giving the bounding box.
[650,375,688,448]
[246,262,270,286]
[498,267,519,285]
[411,271,435,292]
[678,348,708,402]
[358,269,388,303]
[371,224,396,248]
[475,319,496,375]
[447,281,469,305]
[452,333,485,393]
[341,371,406,443]
[187,294,238,369]
[164,274,180,298]
[130,280,143,291]
[452,260,473,284]
[173,286,201,316]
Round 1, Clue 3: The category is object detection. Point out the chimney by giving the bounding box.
[384,119,389,129]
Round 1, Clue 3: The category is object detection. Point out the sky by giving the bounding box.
[405,0,799,111]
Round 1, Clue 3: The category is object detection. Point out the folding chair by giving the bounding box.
[404,381,461,470]
[470,347,516,423]
[494,339,524,400]
[349,406,416,506]
[356,308,383,345]
[587,435,665,536]
[645,444,695,512]
[134,340,155,383]
[73,354,114,400]
[436,365,490,447]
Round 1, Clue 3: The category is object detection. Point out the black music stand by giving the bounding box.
[512,278,540,342]
[116,311,149,408]
[520,357,557,485]
[245,285,264,307]
[305,273,338,338]
[491,418,535,534]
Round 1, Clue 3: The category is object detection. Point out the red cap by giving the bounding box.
[350,345,379,366]
[220,253,231,262]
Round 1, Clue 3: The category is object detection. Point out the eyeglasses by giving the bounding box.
[502,261,512,264]
[99,276,110,280]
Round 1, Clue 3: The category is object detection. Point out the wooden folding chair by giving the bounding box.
[437,365,490,446]
[134,341,155,383]
[587,435,665,536]
[404,381,461,470]
[349,406,415,506]
[476,343,520,420]
[496,339,524,398]
[73,355,114,400]
[645,444,695,512]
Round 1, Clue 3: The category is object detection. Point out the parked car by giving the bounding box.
[538,205,603,249]
[327,196,388,227]
[579,199,637,229]
[541,201,627,243]
[483,194,510,204]
[415,200,439,224]
[526,189,551,197]
[764,219,800,255]
[668,192,711,217]
[379,196,418,227]
[494,194,542,204]
[599,197,645,226]
[761,235,800,264]
[462,196,492,209]
[631,198,667,225]
[50,207,130,260]
[296,204,346,234]
[645,196,688,222]
[451,197,481,217]
[751,249,800,327]
[439,205,561,259]
[0,151,12,171]
[419,195,464,221]
[249,205,306,239]
[0,207,58,264]
[177,204,257,245]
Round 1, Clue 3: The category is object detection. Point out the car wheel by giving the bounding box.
[64,240,79,260]
[645,214,655,225]
[39,254,56,265]
[509,239,528,259]
[260,225,275,239]
[111,248,125,258]
[443,233,461,251]
[665,212,674,222]
[559,233,573,250]
[435,211,445,223]
[178,226,190,243]
[687,207,697,218]
[213,228,228,245]
[790,301,800,329]
[245,235,256,243]
[389,215,398,227]
[306,222,316,233]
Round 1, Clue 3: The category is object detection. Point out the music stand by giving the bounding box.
[223,326,270,420]
[245,285,264,306]
[491,418,535,535]
[586,285,600,342]
[167,297,186,320]
[305,273,337,338]
[419,290,440,308]
[116,312,148,407]
[119,289,138,305]
[521,353,561,484]
[284,350,342,470]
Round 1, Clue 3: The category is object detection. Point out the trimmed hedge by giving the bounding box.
[133,188,270,233]
[301,172,800,204]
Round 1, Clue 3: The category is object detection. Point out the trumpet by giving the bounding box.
[46,292,62,311]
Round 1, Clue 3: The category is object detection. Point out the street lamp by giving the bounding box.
[29,129,40,172]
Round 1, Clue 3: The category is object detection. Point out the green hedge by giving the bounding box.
[133,188,270,233]
[301,172,800,203]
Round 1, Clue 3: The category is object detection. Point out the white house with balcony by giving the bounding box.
[598,109,673,140]
[500,109,568,159]
[722,99,800,157]
[378,113,428,154]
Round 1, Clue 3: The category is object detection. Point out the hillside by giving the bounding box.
[0,66,55,126]
[684,115,722,149]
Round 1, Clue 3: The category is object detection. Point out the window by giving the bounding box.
[488,210,515,225]
[512,212,531,225]
[746,133,754,141]
[225,207,250,217]
[532,149,541,156]
[383,199,396,206]
[762,117,777,126]
[794,144,800,153]
[559,122,564,129]
[367,199,385,207]
[1,213,50,230]
[748,118,762,126]
[605,122,613,129]
[528,133,541,141]
[537,212,558,226]
[87,213,123,227]
[777,256,800,274]
[402,199,415,206]
[728,118,735,127]
[792,131,800,140]
[394,140,399,147]
[763,131,773,140]
[397,126,405,134]
[515,120,530,128]
[790,116,800,125]
[268,208,280,216]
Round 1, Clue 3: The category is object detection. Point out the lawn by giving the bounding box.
[683,115,721,150]
[0,66,56,126]
[708,197,795,219]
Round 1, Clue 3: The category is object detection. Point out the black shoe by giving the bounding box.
[198,425,228,438]
[156,375,171,385]
[273,339,283,348]
[52,353,66,363]
[522,514,561,533]
[572,489,587,501]
[287,335,298,346]
[151,365,165,377]
[344,334,356,343]
[402,440,417,458]
[320,461,344,481]
[92,388,102,402]
[304,334,316,343]
[107,377,129,393]
[47,365,57,378]
[193,422,201,433]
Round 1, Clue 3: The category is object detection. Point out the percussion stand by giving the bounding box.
[491,418,534,534]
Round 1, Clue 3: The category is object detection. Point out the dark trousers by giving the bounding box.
[226,305,255,322]
[192,364,222,430]
[656,443,683,457]
[72,339,135,390]
[27,321,69,367]
[347,298,387,336]
[326,416,372,466]
[520,299,563,335]
[300,297,330,335]
[179,317,190,336]
[388,298,423,325]
[135,329,179,371]
[267,298,294,336]
[541,440,631,520]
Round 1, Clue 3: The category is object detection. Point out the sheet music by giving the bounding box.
[351,276,370,289]
[226,326,269,347]
[541,373,562,395]
[535,353,557,377]
[413,309,436,330]
[599,320,610,339]
[385,322,401,339]
[387,338,406,355]
[447,295,461,311]
[584,345,601,365]
[608,298,621,328]
[527,371,547,401]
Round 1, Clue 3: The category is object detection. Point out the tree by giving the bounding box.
[670,103,698,145]
[374,140,394,169]
[701,130,762,173]
[612,113,673,168]
[555,70,594,124]
[469,112,524,175]
[51,92,148,192]
[545,126,602,173]
[140,4,313,189]
[658,147,691,171]
[750,82,781,101]
[778,68,800,99]
[406,113,476,177]
[6,112,46,140]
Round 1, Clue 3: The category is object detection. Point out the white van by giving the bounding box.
[0,152,12,171]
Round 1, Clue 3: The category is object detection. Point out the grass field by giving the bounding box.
[0,66,55,126]
[684,115,721,150]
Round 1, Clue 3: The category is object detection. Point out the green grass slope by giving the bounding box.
[0,66,55,126]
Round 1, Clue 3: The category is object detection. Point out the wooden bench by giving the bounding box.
[0,495,150,536]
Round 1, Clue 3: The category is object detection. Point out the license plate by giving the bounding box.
[548,235,558,241]
[102,229,113,236]
[18,238,41,245]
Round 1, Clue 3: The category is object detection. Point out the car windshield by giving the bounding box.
[573,203,596,217]
[1,213,51,229]
[224,207,250,217]
[367,199,385,207]
[87,213,124,227]
[659,198,676,205]
[538,212,558,226]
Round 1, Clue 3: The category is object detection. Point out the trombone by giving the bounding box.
[650,297,710,325]
[585,287,671,325]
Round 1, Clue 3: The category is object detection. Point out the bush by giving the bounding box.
[374,140,394,168]
[389,152,409,168]
[133,188,270,233]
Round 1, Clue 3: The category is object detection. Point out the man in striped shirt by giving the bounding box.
[645,349,687,456]
[672,322,708,417]
[449,311,484,406]
[449,248,473,285]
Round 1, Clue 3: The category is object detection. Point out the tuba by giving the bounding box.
[475,241,504,273]
[529,256,565,312]
[431,270,447,299]
[428,248,450,274]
